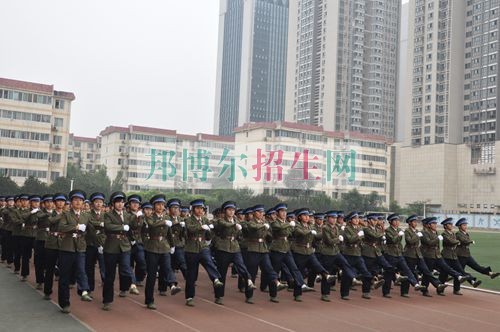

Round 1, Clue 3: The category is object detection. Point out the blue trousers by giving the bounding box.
[270,251,304,297]
[145,251,176,305]
[102,251,132,304]
[85,246,105,292]
[185,249,221,299]
[58,251,89,308]
[344,255,372,294]
[214,250,251,298]
[321,253,356,296]
[130,244,146,284]
[246,251,278,299]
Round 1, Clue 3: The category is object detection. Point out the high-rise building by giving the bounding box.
[285,0,400,140]
[0,77,74,185]
[397,2,409,142]
[68,134,101,172]
[405,0,466,146]
[214,0,289,136]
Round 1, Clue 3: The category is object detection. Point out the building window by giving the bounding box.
[53,135,62,145]
[50,153,61,163]
[54,117,64,127]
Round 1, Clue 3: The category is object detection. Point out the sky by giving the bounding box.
[0,0,220,137]
[0,0,408,138]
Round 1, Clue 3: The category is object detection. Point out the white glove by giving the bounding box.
[339,235,344,242]
[235,224,242,231]
[289,221,296,227]
[77,224,86,232]
[357,230,364,237]
[202,224,210,231]
[264,223,270,230]
[31,208,40,214]
[170,247,175,254]
[382,235,386,241]
[22,223,25,228]
[100,222,104,227]
[311,230,317,235]
[472,240,475,245]
[341,225,345,231]
[165,220,173,227]
[398,230,405,236]
[180,221,186,227]
[131,241,136,246]
[135,210,143,217]
[438,235,444,241]
[209,224,214,229]
[417,232,423,237]
[98,246,104,254]
[205,240,212,246]
[123,225,130,232]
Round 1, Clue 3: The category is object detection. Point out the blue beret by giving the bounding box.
[6,195,15,201]
[90,192,105,202]
[314,213,325,220]
[253,204,265,212]
[406,214,418,223]
[274,203,288,211]
[295,208,309,217]
[190,199,206,208]
[141,202,153,210]
[110,191,126,202]
[236,209,244,215]
[150,194,166,205]
[29,195,41,202]
[42,194,53,202]
[286,212,296,218]
[0,196,5,201]
[455,218,468,227]
[265,208,276,216]
[128,194,142,204]
[345,212,359,222]
[387,213,400,222]
[325,210,338,218]
[19,194,29,200]
[180,205,190,212]
[441,217,454,226]
[423,217,437,225]
[337,211,344,218]
[167,198,181,208]
[222,201,237,210]
[366,213,378,220]
[69,190,86,201]
[53,193,67,201]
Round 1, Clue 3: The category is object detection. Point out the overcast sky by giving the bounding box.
[1,0,408,138]
[0,0,220,137]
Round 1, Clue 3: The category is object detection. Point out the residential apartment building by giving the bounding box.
[0,77,74,185]
[285,0,400,140]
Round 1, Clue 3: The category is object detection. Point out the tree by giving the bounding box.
[405,201,426,216]
[0,176,20,195]
[21,176,48,194]
[340,189,364,212]
[283,169,317,196]
[389,200,403,214]
[49,177,71,193]
[111,170,125,193]
[364,191,382,211]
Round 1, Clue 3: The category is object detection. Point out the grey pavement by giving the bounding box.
[0,266,89,332]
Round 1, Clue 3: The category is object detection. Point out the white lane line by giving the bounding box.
[199,297,297,332]
[125,297,202,332]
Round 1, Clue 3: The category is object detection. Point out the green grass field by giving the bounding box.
[465,231,500,291]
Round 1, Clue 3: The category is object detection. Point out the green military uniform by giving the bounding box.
[103,210,133,254]
[404,228,423,259]
[213,217,241,253]
[184,215,211,253]
[361,225,384,258]
[292,222,315,255]
[441,229,460,260]
[320,223,342,256]
[144,214,173,253]
[168,215,186,249]
[269,218,293,253]
[245,219,271,253]
[421,229,441,259]
[86,209,106,248]
[384,226,404,257]
[343,224,363,256]
[57,210,89,253]
[455,231,473,258]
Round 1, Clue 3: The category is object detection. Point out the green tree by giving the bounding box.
[0,176,20,195]
[21,176,48,194]
[405,201,426,216]
[49,177,71,193]
[111,170,125,193]
[340,189,364,212]
[389,200,403,214]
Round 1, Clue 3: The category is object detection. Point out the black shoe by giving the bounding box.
[472,280,482,288]
[401,294,410,298]
[453,291,463,296]
[436,284,448,293]
[383,294,392,298]
[490,272,500,279]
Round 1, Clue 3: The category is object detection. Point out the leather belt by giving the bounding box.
[248,238,264,243]
[295,243,311,248]
[189,237,204,242]
[107,234,127,240]
[151,236,165,241]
